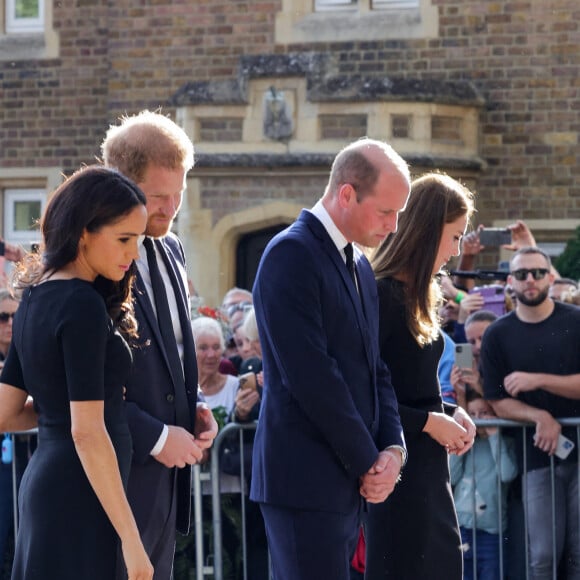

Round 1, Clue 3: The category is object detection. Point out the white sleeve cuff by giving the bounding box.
[150,424,169,457]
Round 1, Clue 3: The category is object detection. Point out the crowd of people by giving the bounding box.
[0,119,576,580]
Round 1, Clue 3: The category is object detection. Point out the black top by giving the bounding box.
[365,276,462,579]
[0,279,133,579]
[481,301,580,471]
[377,277,445,437]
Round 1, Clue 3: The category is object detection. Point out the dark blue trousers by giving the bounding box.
[260,502,361,580]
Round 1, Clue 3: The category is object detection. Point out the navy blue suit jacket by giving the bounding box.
[125,233,198,534]
[250,210,405,514]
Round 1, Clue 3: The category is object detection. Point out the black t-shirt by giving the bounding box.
[481,301,580,471]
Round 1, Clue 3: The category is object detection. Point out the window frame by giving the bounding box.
[3,188,46,244]
[5,0,44,33]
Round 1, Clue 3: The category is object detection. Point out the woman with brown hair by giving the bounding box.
[365,173,477,579]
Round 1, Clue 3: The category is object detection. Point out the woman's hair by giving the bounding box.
[371,172,475,346]
[12,165,146,338]
[241,307,259,342]
[191,316,226,351]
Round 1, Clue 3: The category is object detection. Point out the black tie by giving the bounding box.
[344,243,357,287]
[143,236,190,430]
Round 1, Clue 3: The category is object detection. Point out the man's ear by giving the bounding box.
[337,183,356,209]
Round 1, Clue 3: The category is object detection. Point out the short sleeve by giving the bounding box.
[58,288,110,402]
[0,343,27,392]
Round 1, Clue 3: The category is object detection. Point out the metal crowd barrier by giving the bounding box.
[193,418,580,580]
[464,417,580,580]
[190,421,270,580]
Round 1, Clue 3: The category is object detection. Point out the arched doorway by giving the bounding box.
[235,224,287,291]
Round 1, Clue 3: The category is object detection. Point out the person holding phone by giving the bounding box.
[481,246,580,579]
[366,173,476,579]
[450,391,518,580]
[451,310,499,407]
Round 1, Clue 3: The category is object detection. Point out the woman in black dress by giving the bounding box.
[0,166,153,579]
[365,173,477,579]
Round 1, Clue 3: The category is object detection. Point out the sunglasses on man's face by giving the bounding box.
[0,312,15,323]
[510,268,549,281]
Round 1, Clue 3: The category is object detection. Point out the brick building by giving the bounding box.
[1,0,578,305]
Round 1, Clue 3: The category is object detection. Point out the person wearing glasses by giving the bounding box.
[0,289,21,571]
[481,246,580,580]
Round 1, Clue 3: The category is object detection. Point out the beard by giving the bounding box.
[514,285,550,307]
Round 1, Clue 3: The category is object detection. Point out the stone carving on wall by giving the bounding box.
[263,86,294,141]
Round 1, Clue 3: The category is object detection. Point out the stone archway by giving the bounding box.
[183,200,303,308]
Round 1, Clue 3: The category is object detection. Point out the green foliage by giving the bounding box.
[554,226,580,280]
[211,405,229,431]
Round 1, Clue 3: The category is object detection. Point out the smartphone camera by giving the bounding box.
[479,228,511,247]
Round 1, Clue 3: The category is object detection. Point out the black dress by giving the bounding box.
[365,278,462,580]
[0,280,133,579]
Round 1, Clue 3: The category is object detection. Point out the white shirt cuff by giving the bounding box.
[150,424,169,456]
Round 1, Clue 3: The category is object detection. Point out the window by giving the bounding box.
[1,1,57,61]
[315,0,356,10]
[6,0,43,33]
[372,0,419,9]
[391,114,412,139]
[276,0,436,44]
[314,0,419,11]
[3,189,45,244]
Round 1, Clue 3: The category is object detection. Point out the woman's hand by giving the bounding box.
[423,411,469,453]
[122,536,154,580]
[452,406,476,455]
[234,387,260,421]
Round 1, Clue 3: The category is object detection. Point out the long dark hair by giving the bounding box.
[13,165,146,338]
[371,172,474,345]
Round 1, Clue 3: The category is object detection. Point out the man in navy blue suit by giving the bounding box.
[251,138,411,580]
[102,111,217,579]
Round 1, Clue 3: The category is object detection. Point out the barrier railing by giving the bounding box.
[193,418,580,580]
[8,419,578,580]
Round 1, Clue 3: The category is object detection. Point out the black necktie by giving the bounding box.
[143,236,190,430]
[344,243,357,287]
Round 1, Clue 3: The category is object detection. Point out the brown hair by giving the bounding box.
[101,110,195,183]
[371,173,475,345]
[325,137,410,201]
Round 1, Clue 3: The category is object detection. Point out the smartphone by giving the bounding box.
[454,343,473,370]
[479,228,511,247]
[555,434,575,460]
[469,284,507,317]
[238,372,257,391]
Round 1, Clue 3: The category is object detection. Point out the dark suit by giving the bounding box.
[125,234,198,579]
[250,209,404,580]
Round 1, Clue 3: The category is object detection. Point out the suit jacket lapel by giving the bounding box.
[134,265,186,398]
[134,271,168,360]
[301,211,375,372]
[157,239,199,429]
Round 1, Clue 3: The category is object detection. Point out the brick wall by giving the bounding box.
[1,0,578,225]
